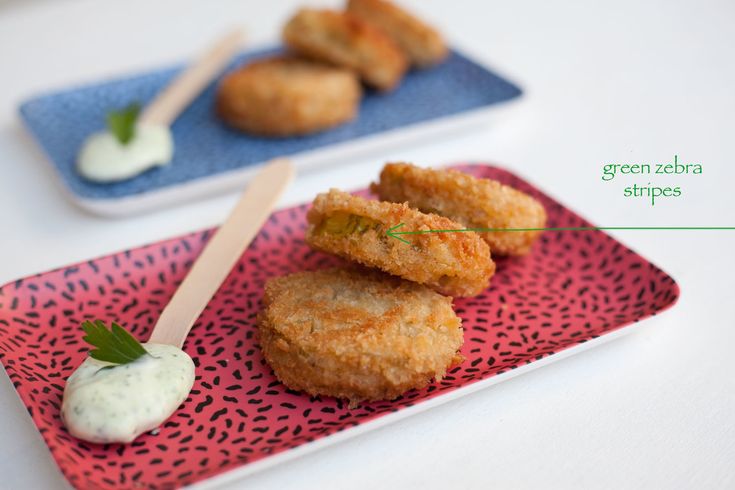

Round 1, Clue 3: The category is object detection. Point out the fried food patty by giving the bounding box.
[347,0,448,68]
[216,56,361,136]
[259,268,464,404]
[372,163,547,256]
[305,189,495,297]
[283,8,408,91]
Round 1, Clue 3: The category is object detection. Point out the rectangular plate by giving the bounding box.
[0,165,679,489]
[19,47,522,216]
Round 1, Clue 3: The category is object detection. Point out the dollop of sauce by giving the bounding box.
[76,124,173,182]
[61,343,194,444]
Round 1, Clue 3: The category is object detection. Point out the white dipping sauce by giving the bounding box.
[76,124,173,182]
[61,343,195,444]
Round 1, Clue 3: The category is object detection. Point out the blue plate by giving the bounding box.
[19,46,521,209]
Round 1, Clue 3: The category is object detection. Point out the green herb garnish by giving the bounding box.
[81,320,148,365]
[106,103,140,145]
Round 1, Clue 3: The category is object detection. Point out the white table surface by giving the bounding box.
[1,0,734,488]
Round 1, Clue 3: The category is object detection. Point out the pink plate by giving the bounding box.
[0,165,679,489]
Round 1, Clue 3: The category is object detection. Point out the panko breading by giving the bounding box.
[347,0,448,68]
[259,268,464,404]
[216,56,361,137]
[372,163,547,256]
[283,8,408,91]
[305,189,495,297]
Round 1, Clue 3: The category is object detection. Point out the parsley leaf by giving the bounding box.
[106,103,140,145]
[81,320,148,365]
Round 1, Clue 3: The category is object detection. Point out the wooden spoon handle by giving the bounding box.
[148,159,295,348]
[138,28,244,127]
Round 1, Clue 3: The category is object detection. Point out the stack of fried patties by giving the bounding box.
[258,163,547,406]
[216,0,449,137]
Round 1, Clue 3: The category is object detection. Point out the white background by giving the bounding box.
[1,0,734,488]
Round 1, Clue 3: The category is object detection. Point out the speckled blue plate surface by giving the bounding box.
[19,46,521,203]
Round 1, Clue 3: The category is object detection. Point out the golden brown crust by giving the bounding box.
[259,268,464,404]
[371,163,547,256]
[305,189,495,297]
[282,8,408,91]
[347,0,447,68]
[215,56,361,137]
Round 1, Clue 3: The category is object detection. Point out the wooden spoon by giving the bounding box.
[139,28,245,128]
[148,159,295,347]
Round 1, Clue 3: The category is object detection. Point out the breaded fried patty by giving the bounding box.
[372,163,547,256]
[259,268,464,404]
[347,0,448,68]
[305,189,495,297]
[216,56,361,136]
[283,8,408,91]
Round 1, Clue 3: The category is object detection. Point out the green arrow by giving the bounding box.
[386,223,735,244]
